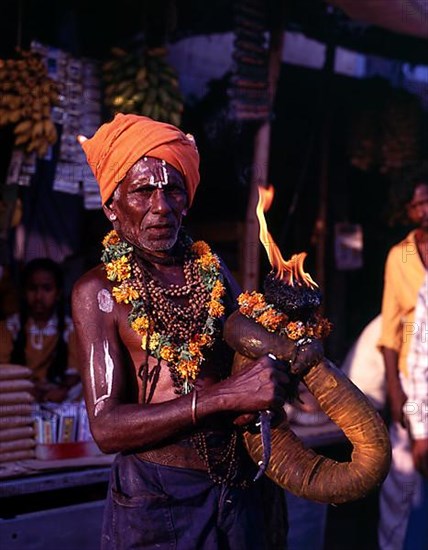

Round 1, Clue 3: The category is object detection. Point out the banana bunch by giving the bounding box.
[380,91,420,175]
[349,109,379,172]
[0,49,60,157]
[102,47,183,127]
[349,87,421,174]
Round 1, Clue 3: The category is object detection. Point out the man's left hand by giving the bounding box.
[291,338,324,376]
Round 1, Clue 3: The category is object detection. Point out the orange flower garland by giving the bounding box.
[237,290,332,341]
[101,230,226,393]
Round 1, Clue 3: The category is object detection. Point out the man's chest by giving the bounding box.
[116,313,228,402]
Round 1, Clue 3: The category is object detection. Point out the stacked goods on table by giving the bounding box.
[102,46,184,127]
[0,365,36,463]
[229,0,269,121]
[33,401,101,460]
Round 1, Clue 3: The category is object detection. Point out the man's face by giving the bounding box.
[407,183,428,231]
[107,156,188,254]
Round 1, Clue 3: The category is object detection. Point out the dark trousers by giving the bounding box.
[101,453,266,550]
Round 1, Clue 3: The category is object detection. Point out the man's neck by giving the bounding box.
[30,313,55,329]
[134,234,187,267]
[415,227,428,243]
[134,249,186,287]
[135,247,184,267]
[414,228,428,268]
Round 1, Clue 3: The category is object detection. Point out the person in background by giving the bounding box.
[402,273,428,548]
[0,257,80,402]
[341,315,385,412]
[377,164,428,549]
[0,264,19,320]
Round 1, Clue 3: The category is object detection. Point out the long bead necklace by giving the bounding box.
[102,230,226,394]
[131,255,212,351]
[191,429,250,488]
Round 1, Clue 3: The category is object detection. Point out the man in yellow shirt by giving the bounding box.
[378,166,428,550]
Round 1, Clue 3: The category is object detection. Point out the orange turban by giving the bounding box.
[80,113,200,206]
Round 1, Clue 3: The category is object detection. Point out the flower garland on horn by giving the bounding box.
[237,290,332,340]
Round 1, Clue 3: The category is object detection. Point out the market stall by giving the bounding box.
[0,1,426,548]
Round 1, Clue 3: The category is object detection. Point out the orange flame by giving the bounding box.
[256,185,318,288]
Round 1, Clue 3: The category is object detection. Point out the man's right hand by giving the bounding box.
[382,347,407,427]
[220,353,291,414]
[387,383,408,427]
[412,437,428,478]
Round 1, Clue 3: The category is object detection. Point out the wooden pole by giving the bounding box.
[313,41,335,304]
[242,22,285,291]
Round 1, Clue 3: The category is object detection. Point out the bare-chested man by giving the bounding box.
[72,114,321,549]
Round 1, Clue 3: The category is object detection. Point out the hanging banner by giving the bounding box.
[334,223,363,270]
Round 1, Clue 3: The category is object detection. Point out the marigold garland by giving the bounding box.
[101,230,226,394]
[237,290,332,340]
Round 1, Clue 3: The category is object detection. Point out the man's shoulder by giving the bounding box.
[72,264,110,299]
[386,231,416,262]
[218,257,241,306]
[391,230,415,249]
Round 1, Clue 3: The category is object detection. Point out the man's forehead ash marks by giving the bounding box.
[97,289,114,313]
[146,157,169,189]
[128,157,184,188]
[128,157,170,189]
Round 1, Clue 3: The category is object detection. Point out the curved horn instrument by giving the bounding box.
[224,311,391,505]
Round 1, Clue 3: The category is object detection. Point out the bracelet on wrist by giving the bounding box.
[296,336,313,348]
[191,390,198,426]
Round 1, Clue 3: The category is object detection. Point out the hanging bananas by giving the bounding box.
[348,82,421,175]
[0,49,60,158]
[102,46,183,127]
[380,90,420,174]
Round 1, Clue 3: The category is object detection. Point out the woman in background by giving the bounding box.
[0,258,80,402]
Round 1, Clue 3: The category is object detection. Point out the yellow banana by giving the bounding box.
[9,109,21,123]
[36,142,49,158]
[14,119,32,134]
[15,133,30,146]
[43,119,57,144]
[31,120,44,139]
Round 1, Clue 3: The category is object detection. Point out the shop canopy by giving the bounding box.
[328,0,428,40]
[1,1,427,63]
